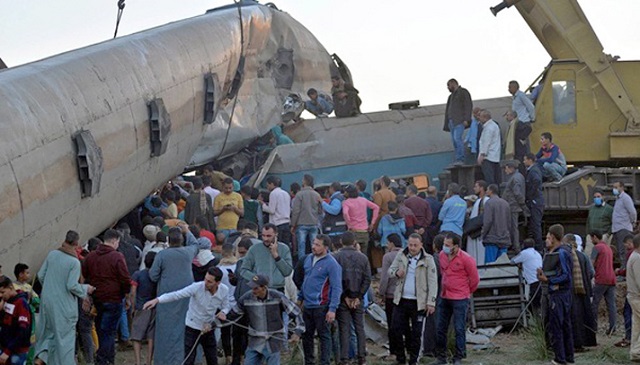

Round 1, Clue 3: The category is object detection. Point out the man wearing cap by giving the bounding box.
[503,160,527,253]
[228,274,305,365]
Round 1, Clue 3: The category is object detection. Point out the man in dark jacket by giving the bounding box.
[116,222,142,275]
[503,160,527,253]
[333,232,371,365]
[184,176,216,230]
[444,78,473,165]
[481,184,512,263]
[537,224,575,365]
[82,229,132,365]
[524,153,545,251]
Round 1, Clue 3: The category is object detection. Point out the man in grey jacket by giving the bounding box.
[378,234,404,361]
[291,174,323,262]
[503,160,527,253]
[612,181,638,266]
[389,233,438,365]
[482,184,512,263]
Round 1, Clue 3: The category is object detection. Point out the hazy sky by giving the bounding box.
[1,0,639,112]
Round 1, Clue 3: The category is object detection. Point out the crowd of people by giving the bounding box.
[0,78,638,365]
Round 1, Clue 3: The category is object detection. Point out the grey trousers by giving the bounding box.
[511,211,520,253]
[336,301,366,362]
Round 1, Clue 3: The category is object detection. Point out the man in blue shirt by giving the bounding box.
[535,132,567,182]
[305,88,334,117]
[537,224,574,365]
[298,235,342,365]
[322,182,347,245]
[509,80,536,162]
[438,183,466,236]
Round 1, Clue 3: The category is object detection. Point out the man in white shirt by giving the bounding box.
[466,180,489,266]
[510,238,543,310]
[260,176,292,247]
[202,175,220,206]
[144,267,230,365]
[477,109,502,186]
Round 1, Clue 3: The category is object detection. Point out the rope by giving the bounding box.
[508,282,542,335]
[180,331,203,365]
[180,314,290,365]
[113,0,126,39]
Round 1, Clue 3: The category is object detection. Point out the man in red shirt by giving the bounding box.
[0,276,32,365]
[589,230,617,335]
[82,229,132,365]
[404,185,432,244]
[432,233,479,365]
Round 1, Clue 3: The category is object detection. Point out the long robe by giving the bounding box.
[35,249,89,365]
[467,196,488,266]
[149,233,209,364]
[572,250,598,348]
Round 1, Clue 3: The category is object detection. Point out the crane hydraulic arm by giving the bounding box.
[491,0,640,132]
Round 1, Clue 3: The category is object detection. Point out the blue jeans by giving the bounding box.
[302,306,332,365]
[96,301,124,365]
[117,299,129,341]
[296,225,318,261]
[541,162,566,181]
[435,298,469,361]
[449,120,465,162]
[484,244,507,264]
[244,347,280,365]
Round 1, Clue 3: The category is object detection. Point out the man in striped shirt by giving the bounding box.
[229,274,304,365]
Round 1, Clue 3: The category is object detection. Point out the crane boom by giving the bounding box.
[492,0,640,131]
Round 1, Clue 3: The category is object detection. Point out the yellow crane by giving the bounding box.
[492,0,640,162]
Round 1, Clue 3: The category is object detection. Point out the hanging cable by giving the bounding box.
[113,0,126,39]
[216,0,246,159]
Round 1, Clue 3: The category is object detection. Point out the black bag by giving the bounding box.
[463,198,485,239]
[463,215,483,239]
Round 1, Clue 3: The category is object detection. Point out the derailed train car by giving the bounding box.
[0,1,336,266]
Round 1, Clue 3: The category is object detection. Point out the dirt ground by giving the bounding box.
[110,283,632,365]
[112,330,631,365]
